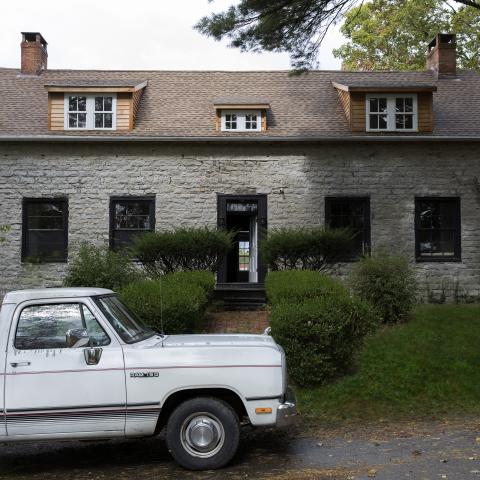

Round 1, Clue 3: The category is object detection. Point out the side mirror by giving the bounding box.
[66,328,90,348]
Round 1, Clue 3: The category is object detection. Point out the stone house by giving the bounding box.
[1,32,479,301]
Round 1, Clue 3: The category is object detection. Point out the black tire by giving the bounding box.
[166,396,240,470]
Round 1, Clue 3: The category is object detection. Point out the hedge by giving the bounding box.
[265,270,345,306]
[261,227,354,271]
[119,271,215,334]
[267,270,379,386]
[132,228,234,277]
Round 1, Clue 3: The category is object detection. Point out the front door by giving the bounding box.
[217,194,267,284]
[5,298,126,437]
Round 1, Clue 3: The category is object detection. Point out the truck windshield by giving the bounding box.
[93,295,156,344]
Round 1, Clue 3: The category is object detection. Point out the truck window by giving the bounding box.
[93,295,155,344]
[15,303,110,350]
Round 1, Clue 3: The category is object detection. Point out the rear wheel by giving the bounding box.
[166,397,240,470]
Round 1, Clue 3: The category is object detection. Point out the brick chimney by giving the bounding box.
[20,32,48,75]
[426,33,456,78]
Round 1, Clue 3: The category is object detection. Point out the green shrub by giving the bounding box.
[350,253,417,324]
[64,242,140,290]
[271,289,379,386]
[132,228,234,277]
[167,270,216,298]
[261,227,354,271]
[119,271,215,334]
[266,270,345,305]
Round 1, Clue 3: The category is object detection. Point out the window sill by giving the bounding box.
[21,258,68,264]
[415,256,462,263]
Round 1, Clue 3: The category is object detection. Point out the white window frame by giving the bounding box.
[64,93,117,130]
[366,94,418,132]
[221,110,262,132]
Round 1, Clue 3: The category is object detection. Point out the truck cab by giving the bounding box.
[0,287,295,470]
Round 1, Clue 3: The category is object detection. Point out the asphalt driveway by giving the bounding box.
[1,419,479,479]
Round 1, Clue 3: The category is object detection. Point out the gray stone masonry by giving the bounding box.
[1,141,479,301]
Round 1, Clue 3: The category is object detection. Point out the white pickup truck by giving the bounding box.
[0,287,295,470]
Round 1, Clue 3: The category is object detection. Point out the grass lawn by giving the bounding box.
[296,304,480,423]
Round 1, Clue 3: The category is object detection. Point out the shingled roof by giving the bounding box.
[0,67,479,140]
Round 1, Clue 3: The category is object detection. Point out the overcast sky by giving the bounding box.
[1,0,344,71]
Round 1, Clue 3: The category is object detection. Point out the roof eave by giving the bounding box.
[44,80,148,93]
[0,135,478,143]
[332,81,438,93]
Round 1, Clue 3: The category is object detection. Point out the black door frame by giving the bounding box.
[217,194,267,284]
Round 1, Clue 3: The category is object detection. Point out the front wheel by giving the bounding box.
[166,397,240,470]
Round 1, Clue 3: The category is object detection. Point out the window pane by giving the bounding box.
[27,202,64,230]
[95,97,103,111]
[78,113,86,128]
[416,198,459,259]
[78,97,87,111]
[24,200,67,262]
[369,98,379,113]
[396,115,405,129]
[69,96,77,111]
[404,115,413,129]
[68,113,77,128]
[404,98,413,112]
[378,115,387,129]
[379,98,387,112]
[104,113,113,128]
[83,305,110,346]
[15,304,83,350]
[95,113,103,128]
[369,114,378,129]
[326,198,369,258]
[396,98,404,112]
[111,199,154,249]
[104,97,113,111]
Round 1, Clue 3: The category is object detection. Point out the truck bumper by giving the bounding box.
[276,388,297,427]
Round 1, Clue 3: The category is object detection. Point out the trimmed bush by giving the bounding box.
[119,271,215,334]
[267,270,380,386]
[266,270,345,305]
[64,242,140,290]
[261,227,354,271]
[166,270,216,298]
[132,228,234,277]
[270,284,379,386]
[350,253,417,324]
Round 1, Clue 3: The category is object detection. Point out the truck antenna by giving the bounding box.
[159,272,165,336]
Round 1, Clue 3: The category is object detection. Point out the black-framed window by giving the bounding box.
[110,197,155,250]
[415,197,461,262]
[22,198,68,263]
[325,197,371,259]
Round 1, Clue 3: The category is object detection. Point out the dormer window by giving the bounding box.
[221,110,262,132]
[366,94,417,132]
[64,94,116,130]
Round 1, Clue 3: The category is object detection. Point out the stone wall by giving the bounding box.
[1,141,479,301]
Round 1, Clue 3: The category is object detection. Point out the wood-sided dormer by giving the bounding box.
[45,81,147,132]
[332,82,437,133]
[213,100,270,132]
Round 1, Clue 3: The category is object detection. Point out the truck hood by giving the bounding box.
[160,333,279,350]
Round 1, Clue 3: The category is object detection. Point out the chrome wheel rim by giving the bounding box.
[180,412,225,458]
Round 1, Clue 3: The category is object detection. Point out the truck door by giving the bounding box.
[5,299,126,437]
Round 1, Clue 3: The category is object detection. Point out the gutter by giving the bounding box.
[0,135,479,143]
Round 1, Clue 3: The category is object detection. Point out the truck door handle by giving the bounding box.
[10,362,31,368]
